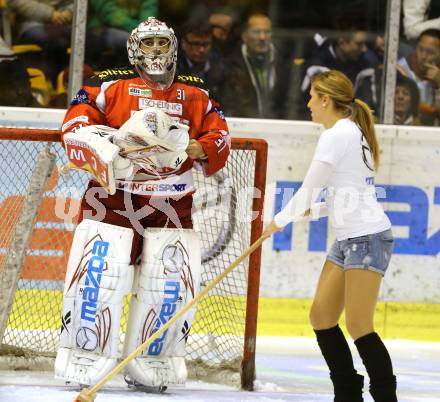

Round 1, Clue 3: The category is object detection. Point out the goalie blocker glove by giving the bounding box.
[63,125,135,194]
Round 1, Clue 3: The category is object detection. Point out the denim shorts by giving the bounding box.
[327,229,394,276]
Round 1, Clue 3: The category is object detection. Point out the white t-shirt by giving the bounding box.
[275,118,390,240]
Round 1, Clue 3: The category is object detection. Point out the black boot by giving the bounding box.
[355,332,398,402]
[314,325,364,402]
[369,375,397,402]
[331,372,364,402]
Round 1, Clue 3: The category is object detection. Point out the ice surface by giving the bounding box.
[1,337,439,402]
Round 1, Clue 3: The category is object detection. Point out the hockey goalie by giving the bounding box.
[55,17,230,392]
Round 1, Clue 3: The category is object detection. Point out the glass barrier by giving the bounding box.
[2,0,438,128]
[0,0,74,108]
[269,0,386,122]
[398,0,440,126]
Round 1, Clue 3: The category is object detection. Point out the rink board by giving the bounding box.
[0,107,439,338]
[7,289,440,342]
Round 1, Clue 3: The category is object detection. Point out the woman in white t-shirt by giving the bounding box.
[263,70,397,402]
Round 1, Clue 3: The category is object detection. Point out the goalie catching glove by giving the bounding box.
[113,108,190,177]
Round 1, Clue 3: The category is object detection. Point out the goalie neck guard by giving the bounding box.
[127,17,178,90]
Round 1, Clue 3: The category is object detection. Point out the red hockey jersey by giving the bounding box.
[61,68,230,197]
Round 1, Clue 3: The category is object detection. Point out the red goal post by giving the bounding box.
[0,128,267,390]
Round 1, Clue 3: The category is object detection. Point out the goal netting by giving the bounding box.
[0,128,267,390]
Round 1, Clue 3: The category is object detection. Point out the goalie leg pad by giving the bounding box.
[123,228,201,388]
[55,219,134,385]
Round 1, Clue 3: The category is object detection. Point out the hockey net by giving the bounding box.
[0,128,267,390]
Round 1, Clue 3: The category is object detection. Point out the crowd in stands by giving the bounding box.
[0,0,439,127]
[398,28,440,125]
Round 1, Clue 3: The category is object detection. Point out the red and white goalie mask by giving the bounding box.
[127,17,177,90]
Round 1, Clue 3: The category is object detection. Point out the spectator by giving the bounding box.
[177,19,226,103]
[208,7,240,58]
[0,35,42,107]
[9,0,74,85]
[398,29,440,125]
[403,0,440,41]
[299,28,378,120]
[365,35,385,68]
[87,0,158,68]
[394,73,421,125]
[48,64,94,108]
[223,13,283,118]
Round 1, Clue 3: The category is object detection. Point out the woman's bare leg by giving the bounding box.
[344,269,381,340]
[310,260,345,329]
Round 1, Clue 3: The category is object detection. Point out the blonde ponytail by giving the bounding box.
[352,98,379,168]
[311,70,380,169]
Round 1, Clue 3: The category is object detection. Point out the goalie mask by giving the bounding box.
[127,17,177,90]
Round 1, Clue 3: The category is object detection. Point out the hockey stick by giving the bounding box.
[73,234,268,402]
[118,144,160,157]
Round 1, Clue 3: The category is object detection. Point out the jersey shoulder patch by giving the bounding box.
[84,66,138,87]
